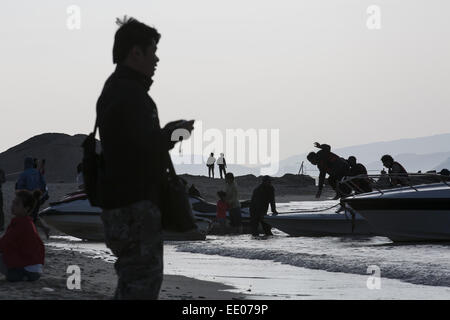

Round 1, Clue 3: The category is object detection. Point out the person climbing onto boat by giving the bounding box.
[217,153,227,179]
[250,176,278,237]
[0,190,45,282]
[16,157,51,239]
[347,156,373,194]
[224,173,242,233]
[380,154,409,186]
[206,153,216,178]
[307,142,351,199]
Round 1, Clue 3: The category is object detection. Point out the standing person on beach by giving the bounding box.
[206,153,216,178]
[15,157,51,239]
[217,153,227,179]
[307,142,352,199]
[224,173,242,233]
[76,163,84,190]
[0,168,5,232]
[250,176,278,236]
[215,191,228,234]
[381,155,409,186]
[96,17,194,300]
[0,190,45,282]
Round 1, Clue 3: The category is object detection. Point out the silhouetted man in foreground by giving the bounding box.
[250,176,278,236]
[347,156,372,194]
[381,154,409,186]
[97,17,193,300]
[307,142,351,199]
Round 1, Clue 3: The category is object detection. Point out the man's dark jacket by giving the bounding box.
[250,184,276,216]
[316,144,350,191]
[96,65,171,209]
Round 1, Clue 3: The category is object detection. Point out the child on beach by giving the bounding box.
[215,191,228,234]
[0,190,45,282]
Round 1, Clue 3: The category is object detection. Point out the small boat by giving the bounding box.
[342,174,450,242]
[192,196,376,237]
[40,191,212,241]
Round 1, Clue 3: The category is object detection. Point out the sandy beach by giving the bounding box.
[0,181,252,300]
[0,177,335,300]
[0,245,246,300]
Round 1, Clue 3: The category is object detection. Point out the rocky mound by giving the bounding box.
[0,133,97,183]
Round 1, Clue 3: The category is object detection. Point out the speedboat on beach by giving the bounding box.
[342,180,450,242]
[40,191,212,241]
[193,196,376,237]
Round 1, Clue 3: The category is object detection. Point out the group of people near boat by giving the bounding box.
[0,157,48,283]
[306,142,409,200]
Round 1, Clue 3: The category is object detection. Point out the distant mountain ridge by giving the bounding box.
[277,133,450,176]
[1,132,449,181]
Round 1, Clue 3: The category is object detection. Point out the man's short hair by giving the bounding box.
[307,152,317,163]
[381,154,393,163]
[225,172,234,181]
[348,156,356,163]
[113,16,161,64]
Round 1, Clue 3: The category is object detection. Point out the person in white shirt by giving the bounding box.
[206,153,216,178]
[217,153,227,179]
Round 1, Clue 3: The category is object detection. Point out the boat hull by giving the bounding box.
[343,183,450,242]
[354,209,450,242]
[265,212,375,237]
[40,202,210,242]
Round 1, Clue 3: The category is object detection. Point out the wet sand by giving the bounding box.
[0,245,245,300]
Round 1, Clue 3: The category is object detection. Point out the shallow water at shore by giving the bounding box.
[47,231,450,299]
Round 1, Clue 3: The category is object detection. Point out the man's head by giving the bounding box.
[347,156,357,167]
[113,16,160,78]
[381,154,394,168]
[307,152,318,165]
[225,172,234,184]
[210,153,214,157]
[262,175,272,186]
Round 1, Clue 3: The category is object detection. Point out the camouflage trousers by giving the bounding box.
[101,200,163,300]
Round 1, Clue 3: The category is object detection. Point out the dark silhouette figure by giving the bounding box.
[206,153,216,178]
[381,155,408,186]
[188,184,201,198]
[217,153,227,179]
[0,168,5,231]
[307,142,351,199]
[76,163,84,190]
[96,17,194,300]
[250,176,278,236]
[15,157,50,238]
[224,173,242,233]
[347,156,373,194]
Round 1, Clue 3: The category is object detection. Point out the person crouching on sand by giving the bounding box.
[0,190,45,282]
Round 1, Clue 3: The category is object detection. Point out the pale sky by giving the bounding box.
[1,0,450,161]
